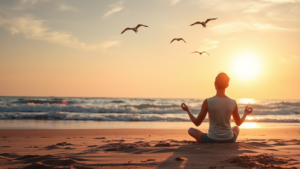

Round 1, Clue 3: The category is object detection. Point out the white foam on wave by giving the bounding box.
[0,112,299,122]
[0,112,189,121]
[0,103,299,116]
[0,103,185,114]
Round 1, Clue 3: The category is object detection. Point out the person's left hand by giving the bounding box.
[181,103,190,112]
[244,106,253,115]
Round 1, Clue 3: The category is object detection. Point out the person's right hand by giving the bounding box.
[181,103,190,112]
[244,106,253,115]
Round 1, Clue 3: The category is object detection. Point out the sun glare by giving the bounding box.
[233,53,261,80]
[240,122,258,128]
[239,98,256,104]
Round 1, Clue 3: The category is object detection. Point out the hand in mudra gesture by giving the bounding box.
[244,106,253,115]
[181,103,190,112]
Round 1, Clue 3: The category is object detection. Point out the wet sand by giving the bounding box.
[1,128,300,168]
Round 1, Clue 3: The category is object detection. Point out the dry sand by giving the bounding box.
[0,128,300,168]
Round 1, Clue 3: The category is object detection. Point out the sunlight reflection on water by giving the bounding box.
[239,98,256,104]
[1,120,300,129]
[240,122,258,128]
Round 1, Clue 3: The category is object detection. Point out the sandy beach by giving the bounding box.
[1,128,300,168]
[1,0,300,168]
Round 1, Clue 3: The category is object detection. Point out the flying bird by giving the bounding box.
[121,24,148,34]
[190,18,217,28]
[191,51,210,56]
[170,38,186,43]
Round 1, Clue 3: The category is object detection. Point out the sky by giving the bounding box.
[0,0,299,99]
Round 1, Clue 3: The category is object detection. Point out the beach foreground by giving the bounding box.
[1,128,300,169]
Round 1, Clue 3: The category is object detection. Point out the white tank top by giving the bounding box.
[207,96,236,140]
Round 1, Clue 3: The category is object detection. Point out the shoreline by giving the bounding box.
[1,120,300,129]
[1,127,300,139]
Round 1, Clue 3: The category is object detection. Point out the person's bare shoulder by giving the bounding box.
[202,99,208,110]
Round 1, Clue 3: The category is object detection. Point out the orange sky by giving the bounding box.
[0,0,299,99]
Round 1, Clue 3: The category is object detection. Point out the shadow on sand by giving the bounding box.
[157,142,257,169]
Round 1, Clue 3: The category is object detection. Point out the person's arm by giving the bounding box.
[232,104,253,126]
[181,99,208,126]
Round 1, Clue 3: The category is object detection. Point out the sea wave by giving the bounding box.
[0,103,299,115]
[1,97,300,124]
[12,98,75,104]
[0,112,188,121]
[0,112,299,122]
[0,103,183,114]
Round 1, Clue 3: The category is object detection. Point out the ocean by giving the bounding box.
[0,96,299,129]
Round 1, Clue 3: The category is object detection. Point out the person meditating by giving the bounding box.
[181,72,253,143]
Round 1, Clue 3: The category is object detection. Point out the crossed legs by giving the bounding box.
[188,128,204,143]
[231,126,240,137]
[188,126,240,143]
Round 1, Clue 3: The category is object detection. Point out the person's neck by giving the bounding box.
[215,89,227,98]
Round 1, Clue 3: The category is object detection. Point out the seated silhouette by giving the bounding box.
[181,72,253,143]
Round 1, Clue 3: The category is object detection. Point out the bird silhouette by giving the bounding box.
[191,51,210,56]
[121,24,148,34]
[190,18,217,28]
[170,38,186,43]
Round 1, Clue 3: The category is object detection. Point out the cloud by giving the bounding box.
[278,55,299,64]
[58,4,77,11]
[210,22,291,34]
[101,41,120,50]
[263,0,300,3]
[171,0,181,5]
[243,2,270,13]
[10,0,48,10]
[210,22,247,34]
[0,16,119,51]
[198,38,219,51]
[103,1,124,18]
[191,0,300,22]
[20,0,49,5]
[243,0,300,13]
[21,0,39,4]
[191,0,249,12]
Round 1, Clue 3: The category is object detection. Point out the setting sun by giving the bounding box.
[232,53,261,80]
